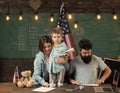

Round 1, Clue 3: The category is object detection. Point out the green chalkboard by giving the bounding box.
[0,13,120,58]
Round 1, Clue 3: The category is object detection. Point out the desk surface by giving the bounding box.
[12,84,95,93]
[11,84,118,93]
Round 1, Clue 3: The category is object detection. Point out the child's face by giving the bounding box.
[52,33,63,44]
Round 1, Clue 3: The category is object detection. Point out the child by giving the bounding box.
[49,27,68,87]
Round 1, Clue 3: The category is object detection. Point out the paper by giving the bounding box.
[59,48,75,56]
[80,84,99,87]
[32,87,55,92]
[93,87,104,92]
[66,48,75,52]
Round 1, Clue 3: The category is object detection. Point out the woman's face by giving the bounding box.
[43,43,52,55]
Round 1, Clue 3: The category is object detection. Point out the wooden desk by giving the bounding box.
[11,84,116,93]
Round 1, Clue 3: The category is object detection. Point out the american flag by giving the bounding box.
[13,66,19,84]
[57,3,76,60]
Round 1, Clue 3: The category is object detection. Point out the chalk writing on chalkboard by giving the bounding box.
[17,26,27,51]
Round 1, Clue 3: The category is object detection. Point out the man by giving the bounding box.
[69,38,111,85]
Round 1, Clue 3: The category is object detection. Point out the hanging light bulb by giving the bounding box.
[5,2,10,21]
[74,21,78,29]
[96,8,101,20]
[50,14,54,22]
[34,12,39,20]
[113,13,117,20]
[18,12,23,21]
[67,13,72,20]
[112,9,118,20]
[6,13,10,21]
[96,13,101,20]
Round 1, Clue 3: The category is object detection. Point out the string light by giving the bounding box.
[34,12,39,20]
[96,13,101,20]
[50,13,54,22]
[96,8,101,20]
[18,12,23,21]
[6,13,10,21]
[5,2,10,21]
[112,9,118,20]
[74,21,78,29]
[67,13,72,20]
[113,13,117,20]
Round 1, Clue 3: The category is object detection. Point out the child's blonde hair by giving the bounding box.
[51,27,63,37]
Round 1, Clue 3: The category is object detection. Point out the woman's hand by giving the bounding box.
[42,82,49,87]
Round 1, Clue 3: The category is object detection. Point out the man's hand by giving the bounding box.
[96,79,104,85]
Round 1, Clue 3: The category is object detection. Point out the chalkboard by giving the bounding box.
[0,13,120,58]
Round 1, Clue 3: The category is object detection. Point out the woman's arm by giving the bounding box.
[55,56,67,64]
[32,53,49,87]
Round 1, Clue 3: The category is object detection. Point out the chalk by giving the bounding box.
[65,89,73,92]
[74,87,80,90]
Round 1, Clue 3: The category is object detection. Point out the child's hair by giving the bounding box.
[51,27,63,37]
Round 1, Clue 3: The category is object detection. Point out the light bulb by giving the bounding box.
[96,14,101,20]
[6,13,10,21]
[34,14,39,20]
[68,13,72,20]
[50,14,54,22]
[50,16,54,22]
[19,15,23,21]
[74,21,78,29]
[113,14,117,20]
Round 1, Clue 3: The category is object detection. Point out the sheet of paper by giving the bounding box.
[59,48,75,56]
[66,48,74,52]
[32,87,55,92]
[80,84,99,87]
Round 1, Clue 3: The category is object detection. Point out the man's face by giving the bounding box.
[80,49,92,64]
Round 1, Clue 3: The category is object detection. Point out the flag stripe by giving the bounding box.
[65,34,73,58]
[13,66,19,84]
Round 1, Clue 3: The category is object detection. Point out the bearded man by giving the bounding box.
[68,38,111,85]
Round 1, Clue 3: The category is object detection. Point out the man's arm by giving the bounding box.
[67,60,80,85]
[96,66,111,85]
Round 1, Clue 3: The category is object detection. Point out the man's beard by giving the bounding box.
[80,54,92,64]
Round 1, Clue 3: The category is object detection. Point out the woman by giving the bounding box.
[32,35,68,87]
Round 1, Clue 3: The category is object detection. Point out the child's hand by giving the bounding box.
[65,52,69,57]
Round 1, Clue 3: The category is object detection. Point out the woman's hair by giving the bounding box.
[39,35,53,52]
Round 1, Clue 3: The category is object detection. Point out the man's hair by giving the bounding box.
[51,27,63,37]
[79,38,92,50]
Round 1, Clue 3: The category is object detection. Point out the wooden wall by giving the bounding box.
[0,58,34,81]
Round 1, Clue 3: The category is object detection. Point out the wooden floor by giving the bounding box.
[0,82,13,93]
